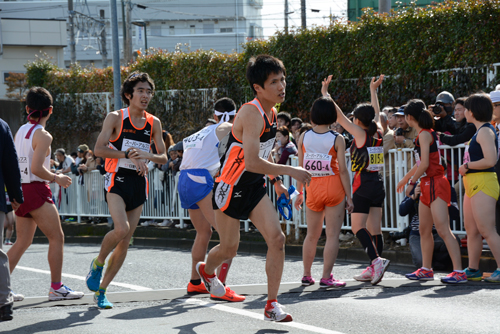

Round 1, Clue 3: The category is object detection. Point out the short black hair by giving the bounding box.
[455,97,466,107]
[214,97,237,122]
[277,126,290,138]
[290,117,302,127]
[246,54,286,95]
[120,71,155,106]
[26,87,53,119]
[352,103,377,136]
[404,99,434,130]
[311,97,337,125]
[277,111,291,126]
[465,93,493,122]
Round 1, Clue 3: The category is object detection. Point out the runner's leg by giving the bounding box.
[471,192,500,268]
[99,203,143,289]
[418,202,434,270]
[6,217,36,273]
[322,200,346,279]
[189,207,213,280]
[302,207,324,278]
[464,194,481,270]
[431,197,462,271]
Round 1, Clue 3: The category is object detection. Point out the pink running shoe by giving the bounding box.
[301,276,315,286]
[371,257,390,285]
[353,265,373,282]
[319,274,346,288]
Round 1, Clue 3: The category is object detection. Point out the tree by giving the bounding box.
[5,72,27,102]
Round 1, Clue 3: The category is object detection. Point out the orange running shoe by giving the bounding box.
[187,282,209,295]
[210,286,245,302]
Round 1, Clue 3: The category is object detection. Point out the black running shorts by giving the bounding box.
[212,180,267,220]
[105,171,147,212]
[352,173,385,214]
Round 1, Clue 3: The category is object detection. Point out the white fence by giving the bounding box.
[53,143,468,240]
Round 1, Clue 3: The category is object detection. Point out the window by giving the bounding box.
[151,25,161,36]
[203,24,214,34]
[249,25,255,39]
[169,26,175,35]
[220,27,233,33]
[190,25,196,34]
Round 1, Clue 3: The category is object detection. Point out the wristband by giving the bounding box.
[270,175,282,185]
[53,174,57,183]
[124,150,129,159]
[409,180,416,186]
[465,163,469,170]
[299,191,303,195]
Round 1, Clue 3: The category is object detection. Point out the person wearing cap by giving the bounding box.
[431,91,457,135]
[76,144,89,166]
[171,141,183,175]
[54,148,75,174]
[491,90,500,234]
[394,106,418,149]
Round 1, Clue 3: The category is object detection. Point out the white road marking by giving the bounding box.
[182,298,345,334]
[16,265,153,291]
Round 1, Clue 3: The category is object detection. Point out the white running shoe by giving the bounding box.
[353,265,373,282]
[195,262,226,297]
[371,257,390,285]
[11,291,24,302]
[49,285,85,301]
[264,301,293,322]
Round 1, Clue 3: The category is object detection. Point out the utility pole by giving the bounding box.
[110,0,122,110]
[301,0,306,29]
[379,0,391,14]
[125,1,133,62]
[100,10,108,68]
[121,1,127,62]
[68,0,76,64]
[284,0,288,33]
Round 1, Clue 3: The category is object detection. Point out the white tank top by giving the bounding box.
[15,123,51,183]
[180,122,223,176]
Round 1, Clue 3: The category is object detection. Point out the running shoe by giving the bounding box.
[464,267,483,281]
[86,257,103,292]
[0,304,13,322]
[319,274,346,288]
[301,276,315,286]
[11,291,24,302]
[485,269,500,283]
[264,301,293,322]
[4,239,12,246]
[371,257,390,285]
[187,282,209,295]
[440,271,468,284]
[353,265,373,282]
[94,289,113,309]
[405,268,434,281]
[210,286,246,302]
[195,262,225,297]
[48,284,85,301]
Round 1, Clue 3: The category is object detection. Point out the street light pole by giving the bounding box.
[110,0,122,110]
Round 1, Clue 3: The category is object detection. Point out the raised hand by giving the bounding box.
[321,75,333,97]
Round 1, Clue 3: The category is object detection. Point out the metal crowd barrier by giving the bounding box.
[53,143,467,240]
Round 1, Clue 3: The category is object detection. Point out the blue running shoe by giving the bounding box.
[405,268,434,281]
[86,257,103,292]
[485,269,500,283]
[464,267,483,281]
[441,271,467,284]
[94,289,113,309]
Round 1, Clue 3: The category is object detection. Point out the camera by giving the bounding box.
[433,102,444,114]
[395,128,404,136]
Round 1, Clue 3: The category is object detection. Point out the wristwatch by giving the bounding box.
[270,175,282,185]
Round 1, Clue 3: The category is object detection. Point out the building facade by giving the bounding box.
[348,0,447,22]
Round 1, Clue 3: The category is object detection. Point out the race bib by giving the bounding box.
[183,127,212,151]
[367,146,384,171]
[463,144,470,164]
[259,138,275,160]
[119,139,150,170]
[304,152,334,177]
[18,156,31,183]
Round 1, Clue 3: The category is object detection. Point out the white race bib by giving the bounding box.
[18,156,31,183]
[367,146,384,171]
[183,127,212,151]
[304,152,334,177]
[259,138,275,160]
[118,139,150,170]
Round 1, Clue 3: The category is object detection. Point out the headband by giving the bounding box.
[25,107,51,139]
[214,109,236,123]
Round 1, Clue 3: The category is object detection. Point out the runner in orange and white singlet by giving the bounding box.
[86,72,167,309]
[294,97,353,289]
[196,55,311,323]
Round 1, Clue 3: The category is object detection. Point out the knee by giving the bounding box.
[219,244,238,260]
[267,232,286,251]
[113,224,130,240]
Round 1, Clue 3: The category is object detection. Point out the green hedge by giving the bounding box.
[25,0,500,147]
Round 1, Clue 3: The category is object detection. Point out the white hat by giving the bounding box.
[490,91,500,104]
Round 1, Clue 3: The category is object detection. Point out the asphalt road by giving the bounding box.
[2,244,500,334]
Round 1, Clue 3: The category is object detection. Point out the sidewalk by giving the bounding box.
[27,221,498,271]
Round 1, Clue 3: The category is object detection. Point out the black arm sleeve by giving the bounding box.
[439,123,476,146]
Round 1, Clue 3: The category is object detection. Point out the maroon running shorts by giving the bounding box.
[15,182,54,218]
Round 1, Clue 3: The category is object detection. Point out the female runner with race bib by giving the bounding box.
[397,99,465,284]
[322,75,391,286]
[295,97,353,288]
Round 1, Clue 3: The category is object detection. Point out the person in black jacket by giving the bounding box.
[0,118,24,322]
[431,91,457,135]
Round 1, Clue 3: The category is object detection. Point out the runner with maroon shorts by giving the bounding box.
[8,87,84,301]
